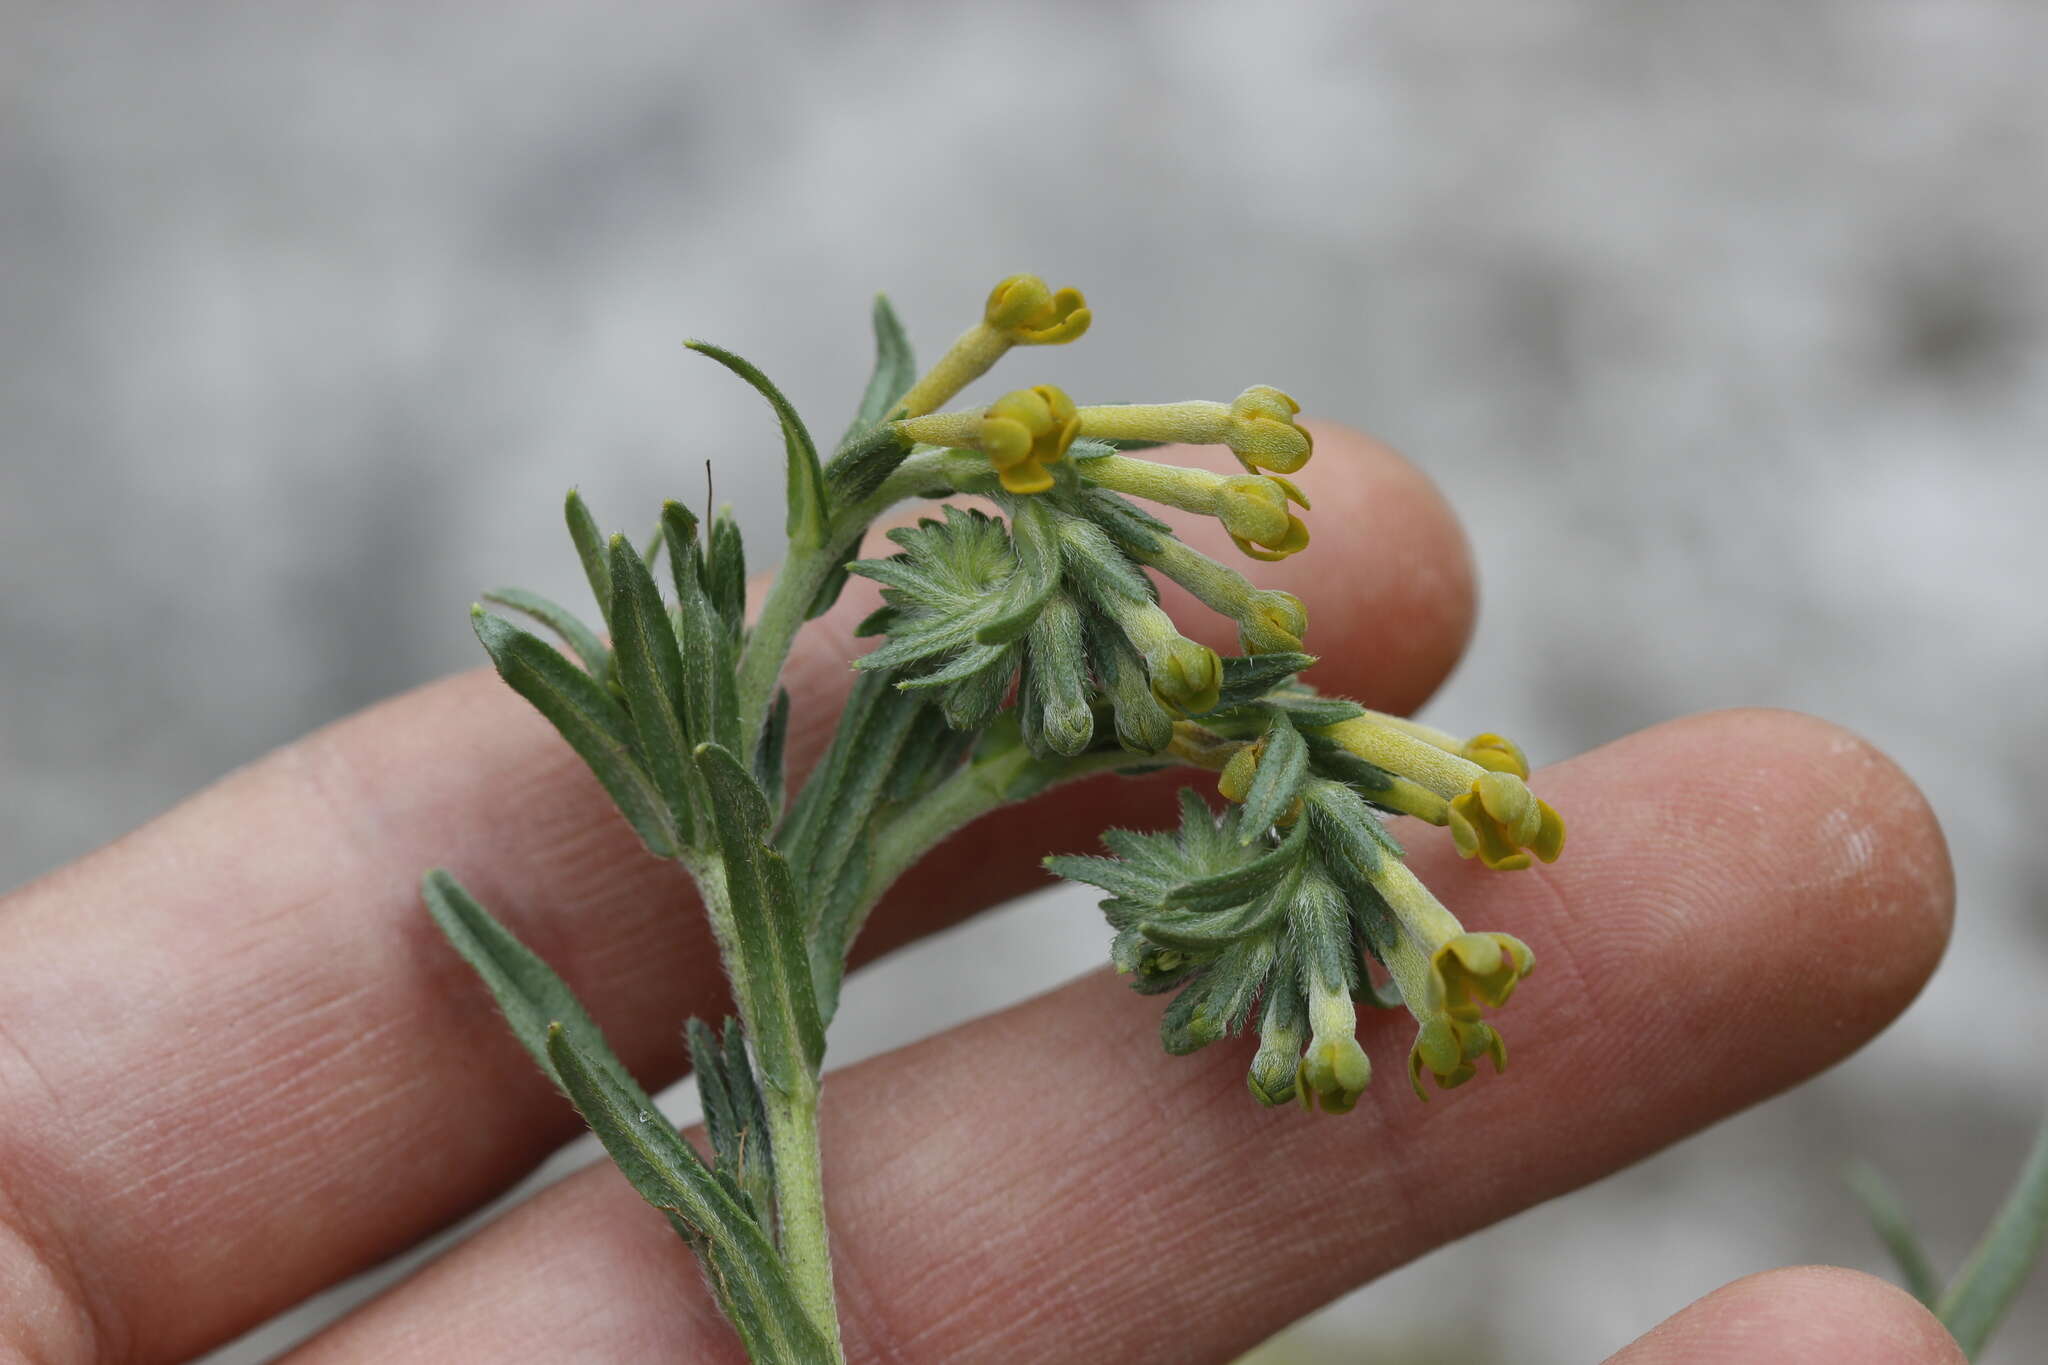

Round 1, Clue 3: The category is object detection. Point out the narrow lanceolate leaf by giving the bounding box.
[753,688,791,816]
[694,744,827,1087]
[686,340,828,550]
[479,587,610,677]
[564,489,614,634]
[607,536,698,848]
[1936,1106,2048,1357]
[1843,1161,1940,1306]
[708,512,748,642]
[825,424,915,507]
[1201,653,1318,715]
[853,292,916,429]
[662,501,724,751]
[421,869,642,1095]
[547,1027,835,1365]
[471,609,678,858]
[1239,715,1308,838]
[688,1017,778,1234]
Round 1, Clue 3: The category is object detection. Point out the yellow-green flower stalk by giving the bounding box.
[1080,454,1312,561]
[1134,534,1308,654]
[895,384,1081,494]
[1074,386,1313,474]
[1320,714,1565,870]
[1357,711,1531,778]
[1370,857,1535,1099]
[893,274,1091,419]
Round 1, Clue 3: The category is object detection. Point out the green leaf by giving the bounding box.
[686,340,828,550]
[1261,690,1367,729]
[803,556,855,623]
[661,501,725,754]
[708,511,748,642]
[564,489,614,634]
[781,670,925,947]
[1936,1105,2048,1357]
[974,498,1061,646]
[1164,818,1310,914]
[693,744,827,1087]
[825,423,915,507]
[1239,715,1308,838]
[689,1017,778,1234]
[753,688,791,815]
[1844,1160,1940,1306]
[471,608,678,858]
[607,535,698,848]
[547,1026,835,1364]
[1201,653,1318,715]
[420,869,642,1095]
[852,292,916,429]
[479,586,610,678]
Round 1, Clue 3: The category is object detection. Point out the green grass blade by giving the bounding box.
[1844,1160,1941,1306]
[1938,1106,2048,1357]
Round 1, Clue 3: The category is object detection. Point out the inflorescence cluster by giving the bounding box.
[854,274,1567,1112]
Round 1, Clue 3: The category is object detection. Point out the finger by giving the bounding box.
[286,709,1953,1363]
[1607,1266,1964,1364]
[0,424,1473,1363]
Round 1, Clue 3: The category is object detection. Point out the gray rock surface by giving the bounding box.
[4,2,2044,1359]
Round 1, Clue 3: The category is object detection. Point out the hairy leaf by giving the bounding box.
[471,609,677,858]
[686,340,829,550]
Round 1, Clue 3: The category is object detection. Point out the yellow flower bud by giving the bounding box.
[1367,860,1535,1100]
[983,274,1092,344]
[1216,475,1312,562]
[1299,1035,1373,1114]
[893,274,1091,417]
[980,385,1079,495]
[1217,744,1260,803]
[1240,589,1307,654]
[1147,636,1223,716]
[1225,385,1312,474]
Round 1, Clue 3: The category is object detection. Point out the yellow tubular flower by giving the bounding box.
[1321,715,1564,870]
[1078,456,1311,561]
[1127,537,1309,654]
[1109,598,1223,716]
[1241,589,1308,654]
[1073,384,1314,475]
[893,274,1091,418]
[1298,956,1371,1114]
[894,385,1080,495]
[1371,859,1534,1100]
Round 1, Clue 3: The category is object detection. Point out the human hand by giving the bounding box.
[0,425,1961,1362]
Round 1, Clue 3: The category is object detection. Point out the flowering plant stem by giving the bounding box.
[426,277,1568,1360]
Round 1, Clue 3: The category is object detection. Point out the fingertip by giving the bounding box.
[1650,707,1955,1029]
[1609,1266,1964,1364]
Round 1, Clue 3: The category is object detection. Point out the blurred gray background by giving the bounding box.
[6,1,2046,1360]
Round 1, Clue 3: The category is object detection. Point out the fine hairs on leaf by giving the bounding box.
[426,273,1599,1361]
